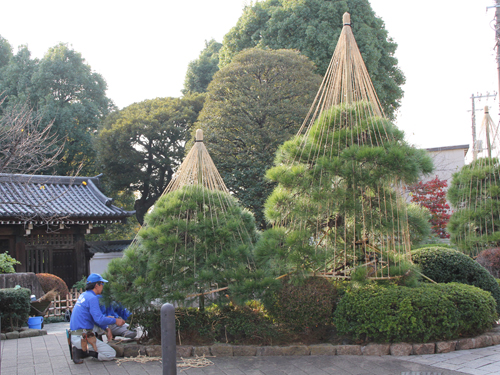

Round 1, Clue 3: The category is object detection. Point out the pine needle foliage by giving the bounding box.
[448,157,500,254]
[139,185,258,303]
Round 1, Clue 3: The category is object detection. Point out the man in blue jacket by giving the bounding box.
[69,273,125,364]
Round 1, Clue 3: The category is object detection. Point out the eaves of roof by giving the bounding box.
[0,173,135,225]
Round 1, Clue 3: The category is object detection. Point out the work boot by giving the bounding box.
[72,347,85,365]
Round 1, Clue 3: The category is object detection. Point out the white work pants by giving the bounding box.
[71,335,116,361]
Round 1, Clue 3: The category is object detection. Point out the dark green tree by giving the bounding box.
[219,0,404,119]
[447,158,500,254]
[0,35,12,70]
[182,39,222,95]
[96,94,205,224]
[194,48,322,229]
[0,42,113,176]
[0,46,37,104]
[30,43,113,175]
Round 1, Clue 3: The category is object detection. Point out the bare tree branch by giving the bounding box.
[0,96,64,175]
[0,96,85,227]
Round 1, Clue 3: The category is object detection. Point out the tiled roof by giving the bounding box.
[87,240,133,253]
[0,173,135,224]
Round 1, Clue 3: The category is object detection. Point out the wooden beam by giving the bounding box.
[15,240,26,272]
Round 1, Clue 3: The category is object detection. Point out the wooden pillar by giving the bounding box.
[74,233,87,282]
[15,236,26,273]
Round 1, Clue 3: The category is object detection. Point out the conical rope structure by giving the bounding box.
[164,129,230,195]
[448,106,500,256]
[264,12,432,280]
[109,129,258,306]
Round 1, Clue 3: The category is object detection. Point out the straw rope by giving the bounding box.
[267,12,416,279]
[123,128,256,303]
[449,105,500,255]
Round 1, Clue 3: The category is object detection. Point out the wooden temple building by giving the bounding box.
[0,173,134,287]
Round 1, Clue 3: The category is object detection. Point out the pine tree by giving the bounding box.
[260,102,433,276]
[105,185,258,308]
[448,158,500,254]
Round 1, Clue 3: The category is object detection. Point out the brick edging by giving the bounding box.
[109,329,500,358]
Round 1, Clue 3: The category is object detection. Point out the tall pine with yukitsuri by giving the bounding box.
[257,13,433,281]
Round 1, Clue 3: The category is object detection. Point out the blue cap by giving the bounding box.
[86,273,108,284]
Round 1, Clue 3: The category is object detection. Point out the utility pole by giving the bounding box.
[487,1,500,115]
[471,92,497,160]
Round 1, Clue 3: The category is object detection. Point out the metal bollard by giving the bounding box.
[161,303,176,375]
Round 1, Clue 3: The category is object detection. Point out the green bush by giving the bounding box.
[131,302,280,345]
[0,287,31,331]
[264,277,336,333]
[212,302,279,345]
[0,252,20,273]
[412,247,500,312]
[176,307,216,345]
[334,283,497,343]
[72,276,86,290]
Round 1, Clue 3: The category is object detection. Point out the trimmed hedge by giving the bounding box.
[334,283,497,343]
[132,302,280,345]
[412,247,500,312]
[0,287,31,331]
[264,277,336,333]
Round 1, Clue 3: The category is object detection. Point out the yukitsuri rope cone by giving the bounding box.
[108,129,258,307]
[164,129,229,194]
[447,106,500,255]
[262,12,432,280]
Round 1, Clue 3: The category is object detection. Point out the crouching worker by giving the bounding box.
[98,295,137,339]
[69,273,125,364]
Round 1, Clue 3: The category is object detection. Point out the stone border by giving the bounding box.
[3,327,499,359]
[108,328,500,358]
[1,328,47,340]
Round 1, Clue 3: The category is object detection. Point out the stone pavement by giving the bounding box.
[1,323,499,375]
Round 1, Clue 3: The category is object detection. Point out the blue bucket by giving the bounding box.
[27,316,43,329]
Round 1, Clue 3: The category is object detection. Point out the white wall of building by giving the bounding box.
[89,252,124,275]
[424,145,469,184]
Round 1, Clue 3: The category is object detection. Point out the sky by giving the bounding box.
[1,0,499,151]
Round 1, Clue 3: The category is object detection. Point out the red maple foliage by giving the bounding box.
[407,176,451,239]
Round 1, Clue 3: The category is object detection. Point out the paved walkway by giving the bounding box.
[1,323,500,375]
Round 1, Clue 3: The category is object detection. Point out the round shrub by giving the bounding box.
[412,247,500,312]
[264,277,336,333]
[477,248,500,278]
[0,287,31,331]
[35,273,69,297]
[334,283,497,343]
